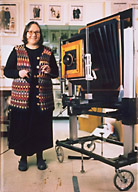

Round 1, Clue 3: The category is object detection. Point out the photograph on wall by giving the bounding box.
[111,3,129,14]
[29,4,43,22]
[0,3,18,36]
[129,3,138,9]
[42,30,48,42]
[50,30,60,43]
[70,30,78,37]
[49,5,61,21]
[60,30,69,41]
[70,5,83,21]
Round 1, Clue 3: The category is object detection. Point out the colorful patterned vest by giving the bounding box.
[11,45,54,111]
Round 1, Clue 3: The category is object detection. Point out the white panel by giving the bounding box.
[134,9,138,96]
[124,28,134,98]
[123,125,135,156]
[1,45,13,88]
[1,45,13,67]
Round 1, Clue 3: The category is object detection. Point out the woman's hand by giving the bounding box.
[19,70,30,78]
[41,65,51,74]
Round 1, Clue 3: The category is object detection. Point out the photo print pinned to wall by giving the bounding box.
[42,30,48,42]
[50,30,60,43]
[71,5,83,21]
[29,3,43,23]
[129,3,138,9]
[0,3,18,36]
[49,5,61,21]
[111,2,129,14]
[60,30,69,41]
[70,30,78,38]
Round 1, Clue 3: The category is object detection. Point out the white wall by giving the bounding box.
[0,0,137,63]
[1,0,137,47]
[0,0,110,47]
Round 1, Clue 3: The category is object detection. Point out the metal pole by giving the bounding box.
[86,27,90,95]
[124,125,135,156]
[68,82,78,140]
[123,9,136,156]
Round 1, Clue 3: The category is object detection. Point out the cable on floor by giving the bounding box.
[0,149,10,155]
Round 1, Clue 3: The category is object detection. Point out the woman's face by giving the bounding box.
[26,24,40,47]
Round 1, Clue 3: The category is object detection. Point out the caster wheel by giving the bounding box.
[55,146,64,163]
[114,169,134,191]
[84,141,96,152]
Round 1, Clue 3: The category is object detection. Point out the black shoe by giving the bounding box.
[18,159,28,171]
[37,159,47,170]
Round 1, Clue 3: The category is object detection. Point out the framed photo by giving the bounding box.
[42,30,48,42]
[70,5,83,21]
[0,3,18,36]
[50,30,60,43]
[60,30,69,41]
[111,3,129,14]
[28,3,43,23]
[129,3,138,9]
[49,5,61,21]
[70,30,78,38]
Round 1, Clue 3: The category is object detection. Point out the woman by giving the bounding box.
[4,21,59,171]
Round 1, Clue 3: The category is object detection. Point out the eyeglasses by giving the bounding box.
[27,31,40,35]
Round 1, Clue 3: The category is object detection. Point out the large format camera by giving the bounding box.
[61,13,130,103]
[56,9,138,192]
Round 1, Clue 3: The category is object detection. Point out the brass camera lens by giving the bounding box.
[63,53,73,66]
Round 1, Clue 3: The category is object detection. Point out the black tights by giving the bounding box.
[36,151,43,161]
[20,151,43,161]
[20,155,27,162]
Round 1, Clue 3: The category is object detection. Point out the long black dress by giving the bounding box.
[4,45,59,156]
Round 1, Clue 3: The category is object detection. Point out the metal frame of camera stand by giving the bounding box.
[55,90,138,191]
